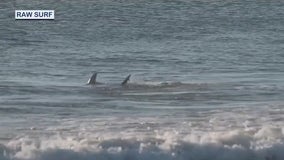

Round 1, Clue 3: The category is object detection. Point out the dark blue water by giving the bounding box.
[0,0,284,159]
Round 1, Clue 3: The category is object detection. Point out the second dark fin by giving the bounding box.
[121,74,131,85]
[87,72,97,85]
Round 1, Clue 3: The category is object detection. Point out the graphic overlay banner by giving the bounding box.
[15,10,55,20]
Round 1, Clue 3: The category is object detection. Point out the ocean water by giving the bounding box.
[1,0,284,159]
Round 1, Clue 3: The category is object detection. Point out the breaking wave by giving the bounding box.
[1,126,284,160]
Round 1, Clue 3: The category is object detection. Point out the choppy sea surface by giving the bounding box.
[0,0,284,160]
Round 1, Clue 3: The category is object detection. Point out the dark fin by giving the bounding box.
[121,74,131,85]
[87,72,97,85]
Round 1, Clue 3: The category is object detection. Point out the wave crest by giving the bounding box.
[1,127,284,160]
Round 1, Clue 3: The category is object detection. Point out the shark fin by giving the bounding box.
[87,72,97,85]
[121,74,131,85]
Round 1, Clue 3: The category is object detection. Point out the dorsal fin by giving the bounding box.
[87,72,97,85]
[121,74,131,85]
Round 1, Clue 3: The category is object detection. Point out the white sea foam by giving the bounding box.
[0,124,283,160]
[1,104,283,160]
[0,107,284,160]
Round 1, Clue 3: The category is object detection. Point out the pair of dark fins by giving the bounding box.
[87,72,131,86]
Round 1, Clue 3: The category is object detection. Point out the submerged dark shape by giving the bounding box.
[266,155,277,160]
[87,73,131,86]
